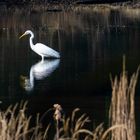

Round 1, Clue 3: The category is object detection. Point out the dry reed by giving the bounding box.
[0,101,50,140]
[109,57,139,140]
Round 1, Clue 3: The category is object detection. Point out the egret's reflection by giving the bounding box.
[20,59,60,91]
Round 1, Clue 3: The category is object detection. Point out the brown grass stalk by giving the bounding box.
[109,57,139,140]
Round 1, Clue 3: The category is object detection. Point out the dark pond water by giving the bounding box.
[0,5,140,135]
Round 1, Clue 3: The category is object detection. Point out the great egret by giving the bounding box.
[19,30,60,61]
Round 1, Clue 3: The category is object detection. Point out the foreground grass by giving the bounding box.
[109,60,139,140]
[0,62,139,140]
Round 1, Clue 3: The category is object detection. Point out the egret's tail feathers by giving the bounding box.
[55,52,60,58]
[52,51,60,59]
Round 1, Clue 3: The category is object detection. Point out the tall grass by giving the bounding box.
[109,58,139,140]
[0,101,31,140]
[0,101,49,140]
[0,102,104,140]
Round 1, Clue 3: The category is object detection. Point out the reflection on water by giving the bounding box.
[0,6,140,135]
[20,59,60,92]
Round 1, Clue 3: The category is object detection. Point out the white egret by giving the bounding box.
[19,30,60,61]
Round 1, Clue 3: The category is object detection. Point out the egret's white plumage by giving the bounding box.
[19,30,60,61]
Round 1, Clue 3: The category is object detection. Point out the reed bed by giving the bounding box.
[0,101,49,140]
[109,59,139,140]
[0,102,105,140]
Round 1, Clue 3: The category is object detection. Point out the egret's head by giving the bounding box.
[19,30,33,39]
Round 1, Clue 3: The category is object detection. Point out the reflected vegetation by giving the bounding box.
[20,59,60,92]
[0,6,140,97]
[0,6,140,63]
[0,5,140,99]
[120,8,140,20]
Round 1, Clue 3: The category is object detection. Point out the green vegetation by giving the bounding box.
[0,60,139,139]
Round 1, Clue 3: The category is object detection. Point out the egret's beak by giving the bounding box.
[19,33,26,39]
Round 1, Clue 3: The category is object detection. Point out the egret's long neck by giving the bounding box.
[29,32,34,49]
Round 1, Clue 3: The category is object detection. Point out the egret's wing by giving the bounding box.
[34,43,60,58]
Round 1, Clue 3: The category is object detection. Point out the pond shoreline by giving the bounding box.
[0,1,140,11]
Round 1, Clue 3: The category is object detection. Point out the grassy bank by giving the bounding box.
[0,60,139,139]
[0,0,140,11]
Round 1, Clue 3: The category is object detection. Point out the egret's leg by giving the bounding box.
[41,56,44,62]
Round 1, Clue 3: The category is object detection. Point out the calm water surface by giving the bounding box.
[0,6,140,134]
